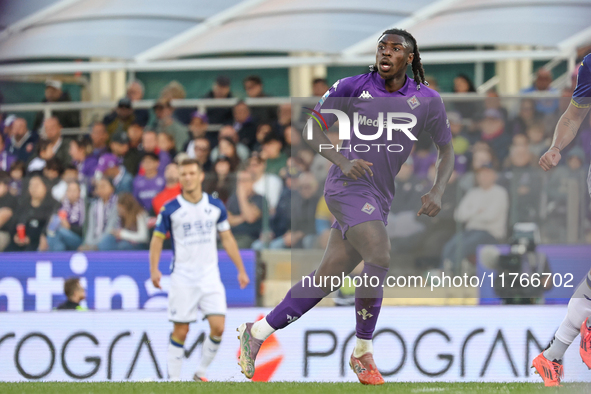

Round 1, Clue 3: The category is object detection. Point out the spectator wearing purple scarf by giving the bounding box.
[47,181,85,251]
[69,137,96,186]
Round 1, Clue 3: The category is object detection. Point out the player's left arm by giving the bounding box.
[218,230,250,289]
[418,141,454,217]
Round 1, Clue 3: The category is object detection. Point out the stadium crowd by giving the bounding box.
[0,70,589,272]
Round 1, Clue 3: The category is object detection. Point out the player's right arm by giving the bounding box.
[540,56,591,171]
[149,206,171,289]
[304,79,373,180]
[149,235,164,289]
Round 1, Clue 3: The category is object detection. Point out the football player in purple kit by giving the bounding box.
[533,53,591,387]
[238,29,455,385]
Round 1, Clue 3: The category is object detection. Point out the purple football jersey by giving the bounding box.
[133,174,165,212]
[313,72,451,212]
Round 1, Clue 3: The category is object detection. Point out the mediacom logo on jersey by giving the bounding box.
[304,107,417,153]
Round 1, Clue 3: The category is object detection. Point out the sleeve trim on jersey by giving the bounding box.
[571,98,591,109]
[153,231,167,239]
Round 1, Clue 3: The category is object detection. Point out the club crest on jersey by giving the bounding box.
[358,90,373,99]
[407,95,420,110]
[361,203,375,215]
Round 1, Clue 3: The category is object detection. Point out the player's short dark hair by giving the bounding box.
[64,277,81,298]
[180,158,202,171]
[377,28,427,89]
[243,75,262,85]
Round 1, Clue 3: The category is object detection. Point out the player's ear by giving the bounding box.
[199,169,205,182]
[407,52,414,65]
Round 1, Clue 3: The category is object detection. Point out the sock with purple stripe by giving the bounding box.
[355,262,388,340]
[265,271,328,330]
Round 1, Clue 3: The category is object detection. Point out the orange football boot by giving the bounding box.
[580,317,591,369]
[349,352,385,385]
[532,352,563,387]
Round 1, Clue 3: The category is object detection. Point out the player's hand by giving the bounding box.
[338,159,373,180]
[151,269,162,289]
[237,271,250,289]
[539,148,561,171]
[417,191,442,217]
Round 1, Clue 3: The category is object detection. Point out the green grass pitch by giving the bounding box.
[1,382,590,394]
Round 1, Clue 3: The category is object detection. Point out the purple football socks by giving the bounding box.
[355,262,388,340]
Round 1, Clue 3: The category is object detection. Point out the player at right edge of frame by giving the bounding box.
[533,53,591,387]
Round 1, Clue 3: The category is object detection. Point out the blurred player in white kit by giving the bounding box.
[149,158,250,381]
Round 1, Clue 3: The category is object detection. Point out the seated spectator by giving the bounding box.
[98,192,149,250]
[158,132,177,160]
[279,172,321,249]
[7,176,59,251]
[96,153,133,194]
[216,137,241,171]
[452,74,480,120]
[203,156,236,204]
[27,139,54,173]
[152,163,181,215]
[110,131,140,177]
[261,134,288,176]
[449,112,470,155]
[87,121,109,169]
[55,277,86,310]
[43,158,63,189]
[478,108,512,164]
[159,80,193,125]
[255,167,293,250]
[126,122,144,175]
[273,103,292,138]
[510,98,540,135]
[210,125,250,162]
[140,130,171,174]
[0,134,16,172]
[526,122,550,158]
[192,137,213,172]
[500,143,543,225]
[133,153,165,214]
[520,68,559,115]
[248,152,283,214]
[233,101,258,150]
[78,177,119,251]
[47,181,85,251]
[205,75,234,125]
[52,164,87,201]
[0,172,17,251]
[424,75,439,92]
[33,79,80,131]
[252,123,273,152]
[8,161,24,196]
[482,88,508,121]
[244,75,276,123]
[186,111,211,151]
[150,98,189,152]
[312,78,329,97]
[309,129,338,183]
[103,98,135,137]
[458,145,497,195]
[226,170,265,248]
[386,158,429,249]
[69,136,96,187]
[283,124,306,156]
[42,116,71,166]
[126,80,149,127]
[7,117,38,163]
[441,165,508,273]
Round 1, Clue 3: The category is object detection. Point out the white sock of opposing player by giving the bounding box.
[353,338,373,358]
[195,335,221,377]
[544,272,591,361]
[251,317,276,341]
[168,337,185,380]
